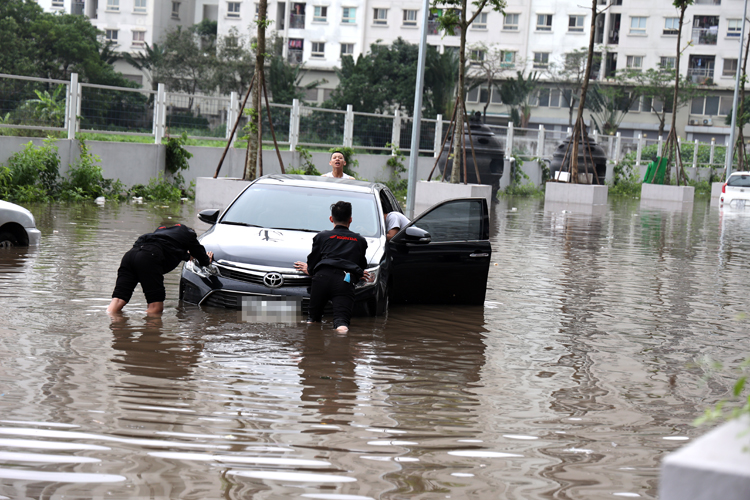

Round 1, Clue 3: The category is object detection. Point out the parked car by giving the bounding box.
[180,175,492,315]
[0,201,41,248]
[720,172,750,208]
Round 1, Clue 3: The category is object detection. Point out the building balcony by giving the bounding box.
[687,67,714,84]
[290,14,305,29]
[692,27,718,45]
[288,50,303,64]
[694,0,721,5]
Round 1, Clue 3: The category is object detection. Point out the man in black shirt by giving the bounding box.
[294,201,368,334]
[108,224,213,315]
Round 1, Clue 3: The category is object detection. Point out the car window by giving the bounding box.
[412,199,485,242]
[221,184,381,237]
[728,174,750,187]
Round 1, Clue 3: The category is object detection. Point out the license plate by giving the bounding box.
[240,296,303,323]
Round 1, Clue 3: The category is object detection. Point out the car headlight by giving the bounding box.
[356,266,379,289]
[184,259,218,278]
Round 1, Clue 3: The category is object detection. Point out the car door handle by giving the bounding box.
[469,253,489,258]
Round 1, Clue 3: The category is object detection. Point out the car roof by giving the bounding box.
[729,172,750,176]
[254,174,381,194]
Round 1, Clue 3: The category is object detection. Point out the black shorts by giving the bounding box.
[112,246,165,304]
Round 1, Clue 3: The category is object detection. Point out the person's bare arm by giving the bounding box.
[386,228,399,241]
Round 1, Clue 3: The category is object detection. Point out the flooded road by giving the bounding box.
[1,198,748,499]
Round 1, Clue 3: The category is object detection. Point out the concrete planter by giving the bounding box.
[711,181,724,203]
[641,184,694,204]
[544,182,608,205]
[195,177,252,210]
[414,181,493,216]
[660,416,750,500]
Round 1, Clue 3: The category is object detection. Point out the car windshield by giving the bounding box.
[728,174,750,187]
[221,184,381,237]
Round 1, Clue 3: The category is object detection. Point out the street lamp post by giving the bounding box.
[405,0,430,219]
[726,0,749,177]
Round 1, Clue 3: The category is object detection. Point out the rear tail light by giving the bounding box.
[722,182,727,193]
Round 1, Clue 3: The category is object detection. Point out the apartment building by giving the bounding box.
[36,0,748,140]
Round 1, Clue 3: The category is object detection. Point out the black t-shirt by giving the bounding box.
[133,224,211,273]
[307,225,368,280]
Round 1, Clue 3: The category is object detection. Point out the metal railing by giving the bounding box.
[0,72,734,169]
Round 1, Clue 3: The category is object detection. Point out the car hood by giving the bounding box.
[199,224,383,268]
[0,200,36,227]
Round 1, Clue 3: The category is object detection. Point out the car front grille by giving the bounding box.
[216,264,312,288]
[201,290,313,313]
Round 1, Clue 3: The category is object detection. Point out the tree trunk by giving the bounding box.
[569,0,598,181]
[665,4,686,184]
[450,0,468,184]
[244,0,267,180]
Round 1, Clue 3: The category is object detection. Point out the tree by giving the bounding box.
[499,71,539,129]
[212,28,255,95]
[546,48,600,126]
[586,75,642,135]
[268,56,321,105]
[628,67,700,138]
[425,49,459,118]
[159,26,217,106]
[431,0,506,183]
[122,42,164,91]
[466,43,512,123]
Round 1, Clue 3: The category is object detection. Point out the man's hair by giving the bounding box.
[330,150,345,160]
[330,201,352,223]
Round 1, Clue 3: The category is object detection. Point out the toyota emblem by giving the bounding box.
[263,272,284,288]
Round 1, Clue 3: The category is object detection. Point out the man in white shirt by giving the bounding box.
[321,151,354,179]
[384,211,410,241]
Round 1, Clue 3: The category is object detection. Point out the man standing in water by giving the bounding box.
[294,201,368,334]
[107,224,213,315]
[321,151,354,179]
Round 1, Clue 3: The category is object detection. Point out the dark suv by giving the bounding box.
[180,175,491,315]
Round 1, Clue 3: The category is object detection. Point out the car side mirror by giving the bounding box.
[198,209,220,225]
[404,226,431,244]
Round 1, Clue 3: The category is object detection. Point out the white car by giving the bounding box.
[720,172,750,208]
[0,200,41,248]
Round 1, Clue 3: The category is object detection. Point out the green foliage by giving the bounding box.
[383,143,408,195]
[130,174,184,202]
[294,146,321,175]
[19,85,67,126]
[609,156,642,197]
[164,132,194,174]
[694,357,750,428]
[328,147,358,177]
[5,138,61,195]
[268,55,318,104]
[500,153,543,196]
[499,71,540,128]
[60,140,105,199]
[587,76,643,135]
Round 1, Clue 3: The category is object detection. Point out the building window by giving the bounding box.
[630,17,647,35]
[568,15,584,32]
[473,12,487,29]
[132,30,146,47]
[727,19,742,37]
[663,17,679,35]
[373,8,388,25]
[403,9,418,26]
[626,55,644,70]
[723,58,738,77]
[52,0,64,8]
[691,96,720,116]
[105,29,118,42]
[467,86,489,103]
[107,0,119,11]
[537,88,564,107]
[134,0,147,13]
[341,43,354,56]
[313,6,327,22]
[503,13,519,31]
[311,41,325,57]
[533,52,549,69]
[501,50,516,68]
[660,56,676,69]
[227,2,240,18]
[171,1,180,19]
[536,14,552,32]
[342,7,356,23]
[470,49,485,64]
[254,2,259,19]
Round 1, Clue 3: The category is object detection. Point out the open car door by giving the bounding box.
[388,198,491,305]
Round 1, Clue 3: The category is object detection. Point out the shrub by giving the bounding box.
[5,138,61,195]
[164,132,193,174]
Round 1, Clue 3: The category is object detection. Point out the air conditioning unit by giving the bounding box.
[689,119,697,125]
[703,118,713,126]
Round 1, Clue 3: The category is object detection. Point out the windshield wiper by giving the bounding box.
[270,227,319,233]
[221,221,262,227]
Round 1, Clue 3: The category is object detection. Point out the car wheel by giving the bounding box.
[0,231,17,249]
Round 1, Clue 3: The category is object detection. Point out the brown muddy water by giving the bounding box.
[0,198,749,500]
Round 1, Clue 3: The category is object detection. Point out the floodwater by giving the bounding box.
[1,197,749,500]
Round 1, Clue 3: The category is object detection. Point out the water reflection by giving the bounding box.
[1,201,750,499]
